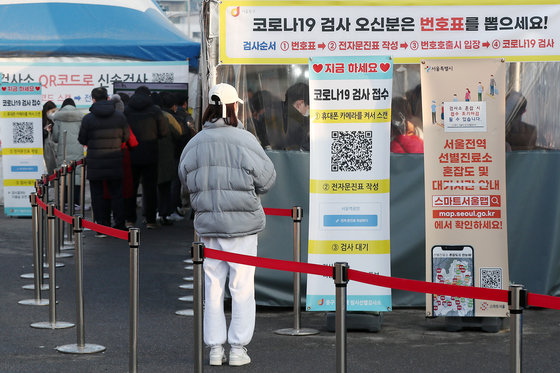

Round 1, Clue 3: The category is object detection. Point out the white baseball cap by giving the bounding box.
[209,83,243,117]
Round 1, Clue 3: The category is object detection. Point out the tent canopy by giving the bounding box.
[0,0,200,67]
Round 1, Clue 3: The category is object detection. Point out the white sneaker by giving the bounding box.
[229,346,251,366]
[209,345,226,366]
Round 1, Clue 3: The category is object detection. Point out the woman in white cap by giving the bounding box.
[179,83,276,366]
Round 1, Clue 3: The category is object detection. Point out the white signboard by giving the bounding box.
[306,55,392,312]
[220,1,560,64]
[0,60,189,108]
[0,83,43,216]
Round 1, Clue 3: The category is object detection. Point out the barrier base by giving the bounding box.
[60,242,75,251]
[275,327,320,336]
[326,312,384,332]
[56,343,106,354]
[179,295,193,302]
[18,299,49,306]
[22,284,58,291]
[20,273,49,279]
[444,316,504,333]
[175,309,194,316]
[30,321,75,329]
[55,252,73,258]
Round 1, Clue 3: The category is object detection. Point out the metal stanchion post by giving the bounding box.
[31,204,74,330]
[129,228,140,373]
[19,193,49,306]
[58,165,72,254]
[80,159,87,220]
[334,262,349,373]
[276,207,318,336]
[191,242,205,373]
[57,216,106,354]
[509,284,527,373]
[63,162,75,247]
[53,169,71,258]
[20,182,49,281]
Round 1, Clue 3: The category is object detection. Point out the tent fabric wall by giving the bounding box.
[0,1,200,66]
[258,152,560,307]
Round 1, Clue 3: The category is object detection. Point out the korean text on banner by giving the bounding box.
[220,1,560,65]
[0,83,43,216]
[421,59,509,318]
[306,55,393,312]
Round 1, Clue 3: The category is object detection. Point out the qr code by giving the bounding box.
[151,72,174,83]
[13,122,34,144]
[331,130,373,172]
[480,268,502,289]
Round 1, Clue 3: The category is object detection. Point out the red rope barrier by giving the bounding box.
[204,247,560,310]
[263,208,292,217]
[82,220,129,241]
[204,248,332,278]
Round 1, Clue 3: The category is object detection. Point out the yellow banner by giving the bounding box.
[0,111,41,118]
[2,148,43,155]
[4,179,36,187]
[311,109,390,124]
[309,240,390,254]
[310,179,389,194]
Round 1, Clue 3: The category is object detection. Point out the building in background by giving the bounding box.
[157,0,201,42]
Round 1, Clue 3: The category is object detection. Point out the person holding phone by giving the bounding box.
[179,83,276,366]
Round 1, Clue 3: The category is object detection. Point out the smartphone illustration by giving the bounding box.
[431,245,474,317]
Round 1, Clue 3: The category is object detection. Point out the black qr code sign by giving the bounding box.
[151,72,174,83]
[480,268,502,289]
[13,122,34,144]
[330,130,373,172]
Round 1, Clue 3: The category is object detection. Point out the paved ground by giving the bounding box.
[2,210,560,372]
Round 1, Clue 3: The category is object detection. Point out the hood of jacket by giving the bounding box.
[127,93,153,111]
[53,105,84,122]
[89,100,116,118]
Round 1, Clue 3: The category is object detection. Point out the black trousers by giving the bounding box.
[90,179,124,228]
[126,163,158,224]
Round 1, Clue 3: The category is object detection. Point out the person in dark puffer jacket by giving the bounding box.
[124,86,168,228]
[78,87,129,231]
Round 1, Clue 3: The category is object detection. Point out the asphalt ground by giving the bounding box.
[2,210,560,372]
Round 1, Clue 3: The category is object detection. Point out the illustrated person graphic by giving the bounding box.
[477,82,484,101]
[489,74,496,96]
[431,100,437,124]
[441,102,445,121]
[465,88,471,102]
[453,94,458,102]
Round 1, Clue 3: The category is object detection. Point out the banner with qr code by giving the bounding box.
[306,55,392,312]
[0,83,43,216]
[220,1,560,65]
[421,59,509,318]
[0,60,189,109]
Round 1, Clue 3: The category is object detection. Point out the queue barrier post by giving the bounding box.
[30,204,74,330]
[79,159,87,220]
[509,284,527,373]
[56,215,106,354]
[333,262,349,373]
[64,162,76,246]
[275,206,319,336]
[19,193,49,306]
[191,242,205,373]
[58,165,73,254]
[128,228,140,373]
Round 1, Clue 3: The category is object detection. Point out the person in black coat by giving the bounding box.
[79,87,129,231]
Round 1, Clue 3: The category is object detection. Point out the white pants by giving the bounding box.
[202,234,257,347]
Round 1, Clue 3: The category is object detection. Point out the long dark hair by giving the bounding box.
[42,101,57,128]
[202,95,238,126]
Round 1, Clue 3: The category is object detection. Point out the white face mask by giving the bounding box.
[303,107,310,117]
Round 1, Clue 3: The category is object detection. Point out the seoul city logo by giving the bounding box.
[425,65,432,72]
[230,6,240,17]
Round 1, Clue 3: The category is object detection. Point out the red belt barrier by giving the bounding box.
[204,247,560,311]
[35,193,128,241]
[263,208,292,217]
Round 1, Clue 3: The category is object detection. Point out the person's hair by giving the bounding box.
[250,90,273,114]
[61,98,76,108]
[134,85,151,96]
[161,92,176,110]
[285,82,309,106]
[91,87,108,102]
[175,91,188,107]
[202,94,238,126]
[42,101,57,127]
[119,92,130,105]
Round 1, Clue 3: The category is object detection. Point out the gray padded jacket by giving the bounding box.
[179,119,276,237]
